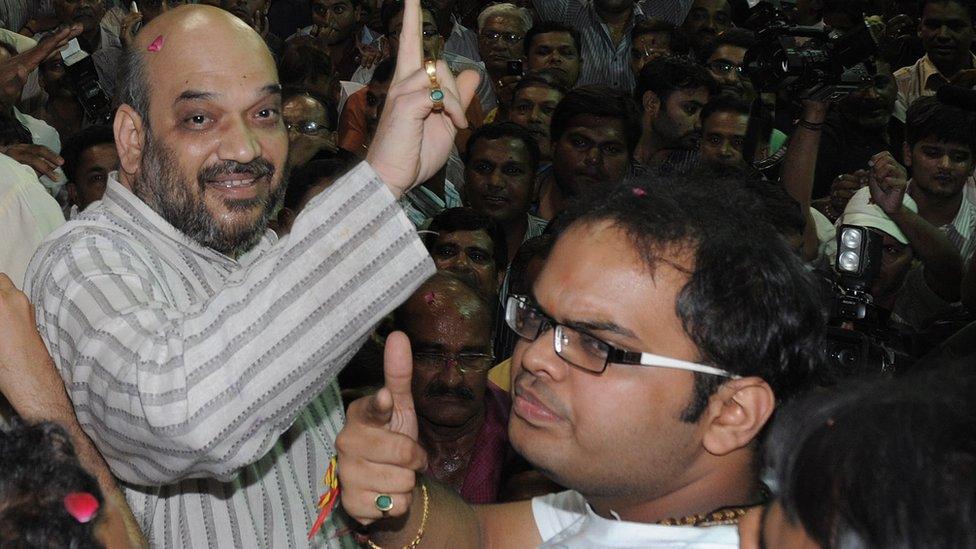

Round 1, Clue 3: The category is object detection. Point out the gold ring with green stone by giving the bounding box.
[374,493,394,514]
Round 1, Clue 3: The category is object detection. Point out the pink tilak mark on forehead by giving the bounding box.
[147,35,165,52]
[423,292,436,305]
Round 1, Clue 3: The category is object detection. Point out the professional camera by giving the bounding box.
[60,39,113,125]
[741,0,878,101]
[822,224,907,375]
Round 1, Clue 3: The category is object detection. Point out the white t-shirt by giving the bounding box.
[533,491,739,549]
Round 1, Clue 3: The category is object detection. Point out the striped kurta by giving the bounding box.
[25,162,435,548]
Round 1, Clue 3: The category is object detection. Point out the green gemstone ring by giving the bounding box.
[374,493,394,513]
[430,88,445,111]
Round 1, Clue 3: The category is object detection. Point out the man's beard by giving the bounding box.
[132,134,286,257]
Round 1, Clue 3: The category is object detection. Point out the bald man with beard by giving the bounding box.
[25,2,479,547]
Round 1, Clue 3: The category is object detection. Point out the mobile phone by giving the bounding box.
[507,59,523,77]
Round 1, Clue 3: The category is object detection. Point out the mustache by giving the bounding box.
[425,383,476,401]
[198,158,274,184]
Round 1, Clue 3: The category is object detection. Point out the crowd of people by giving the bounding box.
[0,0,973,547]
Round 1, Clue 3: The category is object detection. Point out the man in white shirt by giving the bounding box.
[0,153,63,288]
[334,177,826,548]
[26,2,481,546]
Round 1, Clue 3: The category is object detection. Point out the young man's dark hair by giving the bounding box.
[0,421,106,547]
[756,365,976,547]
[60,124,115,187]
[522,20,582,59]
[422,207,509,274]
[550,85,642,157]
[558,175,825,420]
[700,93,750,125]
[283,154,359,212]
[917,0,975,20]
[464,121,542,173]
[278,37,334,87]
[695,27,755,64]
[635,54,719,107]
[512,69,569,97]
[905,95,976,151]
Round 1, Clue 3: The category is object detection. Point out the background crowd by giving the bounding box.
[0,0,973,547]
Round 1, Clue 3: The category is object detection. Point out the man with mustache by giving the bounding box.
[394,272,517,503]
[25,2,481,546]
[634,55,716,176]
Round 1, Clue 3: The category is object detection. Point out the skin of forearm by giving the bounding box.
[367,479,482,549]
[781,103,828,211]
[889,207,964,302]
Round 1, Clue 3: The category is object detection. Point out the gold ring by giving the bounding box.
[425,59,440,89]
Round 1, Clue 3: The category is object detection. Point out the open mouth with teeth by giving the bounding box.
[205,174,267,200]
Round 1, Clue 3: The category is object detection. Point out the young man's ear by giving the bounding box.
[642,90,661,119]
[700,377,775,456]
[113,104,145,184]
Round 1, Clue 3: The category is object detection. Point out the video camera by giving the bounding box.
[60,38,114,125]
[741,0,879,101]
[823,224,907,375]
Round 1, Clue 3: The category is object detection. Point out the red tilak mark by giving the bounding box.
[632,187,647,197]
[147,35,165,52]
[64,492,100,523]
[423,292,436,304]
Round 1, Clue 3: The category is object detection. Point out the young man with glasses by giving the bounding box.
[333,176,825,548]
[392,271,517,504]
[697,28,755,97]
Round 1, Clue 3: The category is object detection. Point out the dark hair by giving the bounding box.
[464,121,542,173]
[765,366,976,548]
[557,175,826,420]
[512,68,569,98]
[0,421,105,548]
[284,154,359,210]
[278,38,334,87]
[381,0,441,35]
[700,93,751,125]
[906,95,976,152]
[918,0,975,20]
[282,85,339,131]
[423,207,509,273]
[550,85,642,157]
[696,27,755,64]
[61,125,116,186]
[0,109,32,146]
[631,18,692,57]
[508,234,554,296]
[371,57,397,84]
[523,20,582,58]
[635,54,718,106]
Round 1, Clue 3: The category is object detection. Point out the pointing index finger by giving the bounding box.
[395,0,423,83]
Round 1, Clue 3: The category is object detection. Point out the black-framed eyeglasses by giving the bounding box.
[505,295,739,377]
[412,351,495,374]
[707,59,743,76]
[480,30,523,44]
[285,120,330,135]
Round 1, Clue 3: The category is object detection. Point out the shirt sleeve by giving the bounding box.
[0,155,64,289]
[532,490,588,542]
[28,162,434,485]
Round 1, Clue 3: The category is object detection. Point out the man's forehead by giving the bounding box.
[915,139,973,153]
[533,32,575,47]
[516,86,562,102]
[483,14,522,30]
[564,116,626,141]
[471,137,530,159]
[438,230,492,248]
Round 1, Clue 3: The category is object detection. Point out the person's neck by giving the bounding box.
[502,214,529,263]
[930,52,973,79]
[586,448,762,524]
[418,409,486,457]
[909,184,964,226]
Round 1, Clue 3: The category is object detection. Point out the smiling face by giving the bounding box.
[509,221,707,501]
[119,6,289,256]
[465,136,536,224]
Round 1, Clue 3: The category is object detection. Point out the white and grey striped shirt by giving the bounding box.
[532,0,693,92]
[26,162,434,548]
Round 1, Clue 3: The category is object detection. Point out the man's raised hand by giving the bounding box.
[0,24,83,104]
[365,0,480,198]
[336,331,427,526]
[868,151,909,214]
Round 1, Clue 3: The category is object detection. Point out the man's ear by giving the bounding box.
[114,104,145,181]
[642,90,661,119]
[700,377,775,456]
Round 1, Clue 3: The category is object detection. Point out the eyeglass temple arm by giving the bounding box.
[637,353,740,379]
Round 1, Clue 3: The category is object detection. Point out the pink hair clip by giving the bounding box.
[64,492,100,523]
